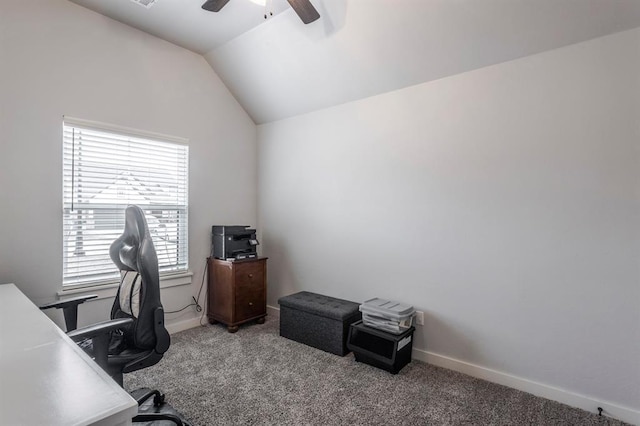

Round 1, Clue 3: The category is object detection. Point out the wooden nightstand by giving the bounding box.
[207,257,267,333]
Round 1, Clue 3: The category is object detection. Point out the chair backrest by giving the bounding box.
[109,205,166,350]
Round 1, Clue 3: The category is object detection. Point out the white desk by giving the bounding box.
[0,283,137,426]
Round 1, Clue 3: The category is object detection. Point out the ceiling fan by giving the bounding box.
[202,0,320,24]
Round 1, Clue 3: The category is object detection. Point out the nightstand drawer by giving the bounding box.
[234,262,264,291]
[236,287,265,319]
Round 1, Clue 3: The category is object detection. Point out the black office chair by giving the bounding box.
[42,205,183,425]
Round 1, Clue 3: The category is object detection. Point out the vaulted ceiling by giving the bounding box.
[70,0,291,52]
[70,0,640,124]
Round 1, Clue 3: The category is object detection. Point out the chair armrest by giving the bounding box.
[68,317,133,341]
[40,294,98,332]
[68,318,133,371]
[40,294,98,310]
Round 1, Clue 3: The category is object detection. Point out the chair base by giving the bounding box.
[130,388,193,425]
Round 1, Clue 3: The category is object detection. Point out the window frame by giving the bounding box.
[61,116,190,290]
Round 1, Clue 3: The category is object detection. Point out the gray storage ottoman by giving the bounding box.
[278,291,361,356]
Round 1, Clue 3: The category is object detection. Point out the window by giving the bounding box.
[62,117,189,287]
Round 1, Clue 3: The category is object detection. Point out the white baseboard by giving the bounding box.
[267,304,280,319]
[165,316,203,335]
[167,307,280,334]
[412,348,639,425]
[165,308,281,334]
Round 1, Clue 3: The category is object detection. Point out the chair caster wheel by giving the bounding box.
[153,393,165,406]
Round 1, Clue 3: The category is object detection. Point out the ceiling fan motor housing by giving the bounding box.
[202,0,320,24]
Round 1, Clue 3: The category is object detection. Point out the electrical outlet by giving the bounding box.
[415,311,424,326]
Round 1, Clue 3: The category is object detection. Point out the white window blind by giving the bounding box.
[62,118,189,287]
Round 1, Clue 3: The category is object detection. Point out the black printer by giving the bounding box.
[211,225,259,260]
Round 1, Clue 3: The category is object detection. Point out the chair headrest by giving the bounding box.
[109,205,150,272]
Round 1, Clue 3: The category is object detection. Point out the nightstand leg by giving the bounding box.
[227,325,239,333]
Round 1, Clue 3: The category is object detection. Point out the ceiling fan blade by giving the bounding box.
[286,0,320,24]
[202,0,231,12]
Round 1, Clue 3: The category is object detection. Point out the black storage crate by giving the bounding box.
[347,320,415,374]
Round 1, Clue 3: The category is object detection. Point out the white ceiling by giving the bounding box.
[208,0,640,123]
[69,0,640,124]
[69,0,291,53]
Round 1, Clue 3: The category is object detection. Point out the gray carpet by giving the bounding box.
[126,316,627,425]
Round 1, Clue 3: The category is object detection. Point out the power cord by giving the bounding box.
[198,260,209,326]
[164,298,200,314]
[165,260,207,314]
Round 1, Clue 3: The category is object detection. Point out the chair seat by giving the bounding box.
[108,348,153,366]
[79,334,155,374]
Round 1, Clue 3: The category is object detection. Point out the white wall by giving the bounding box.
[258,28,640,419]
[0,0,257,330]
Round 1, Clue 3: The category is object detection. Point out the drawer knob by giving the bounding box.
[248,273,253,278]
[249,302,253,306]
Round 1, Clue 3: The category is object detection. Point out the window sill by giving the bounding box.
[58,271,193,301]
